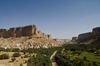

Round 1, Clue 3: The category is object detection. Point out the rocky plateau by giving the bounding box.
[71,27,100,44]
[0,25,60,50]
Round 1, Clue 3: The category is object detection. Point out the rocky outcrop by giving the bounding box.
[21,25,37,36]
[76,27,100,44]
[78,32,92,42]
[0,29,8,37]
[0,25,59,49]
[8,28,16,37]
[15,27,22,37]
[0,25,51,39]
[54,39,71,44]
[71,37,78,41]
[92,27,100,36]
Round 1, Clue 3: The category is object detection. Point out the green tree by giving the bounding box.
[11,57,16,62]
[13,53,21,57]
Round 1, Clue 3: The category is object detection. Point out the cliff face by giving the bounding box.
[0,25,59,49]
[0,25,51,39]
[78,32,92,42]
[76,27,100,44]
[54,39,71,44]
[92,27,100,36]
[0,25,38,38]
[71,37,78,41]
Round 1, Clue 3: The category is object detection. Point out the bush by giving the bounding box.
[23,51,26,54]
[11,57,16,62]
[20,63,23,66]
[25,60,27,63]
[24,55,29,58]
[0,54,9,59]
[12,48,20,52]
[83,56,87,60]
[13,53,21,57]
[21,56,23,59]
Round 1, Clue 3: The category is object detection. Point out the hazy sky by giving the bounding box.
[0,0,100,39]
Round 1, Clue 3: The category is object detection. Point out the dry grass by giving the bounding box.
[0,52,35,66]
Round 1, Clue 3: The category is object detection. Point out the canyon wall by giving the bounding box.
[76,27,100,44]
[0,25,51,39]
[54,39,71,44]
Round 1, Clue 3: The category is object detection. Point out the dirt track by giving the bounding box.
[50,51,58,66]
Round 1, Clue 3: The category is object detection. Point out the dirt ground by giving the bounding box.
[0,52,35,66]
[50,51,58,66]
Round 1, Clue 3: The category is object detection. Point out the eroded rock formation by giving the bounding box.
[76,27,100,44]
[54,39,71,44]
[0,25,59,49]
[71,37,78,41]
[0,25,51,39]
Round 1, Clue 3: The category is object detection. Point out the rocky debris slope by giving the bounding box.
[0,25,59,49]
[54,39,71,44]
[71,27,100,44]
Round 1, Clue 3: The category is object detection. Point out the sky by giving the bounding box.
[0,0,100,39]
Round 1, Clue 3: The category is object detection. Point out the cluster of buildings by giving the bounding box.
[0,41,60,50]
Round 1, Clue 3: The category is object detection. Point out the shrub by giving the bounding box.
[11,57,16,62]
[83,56,87,60]
[21,56,23,59]
[0,48,5,51]
[23,51,26,54]
[20,63,23,66]
[12,48,20,52]
[24,55,29,58]
[13,53,21,57]
[25,60,27,63]
[0,54,9,59]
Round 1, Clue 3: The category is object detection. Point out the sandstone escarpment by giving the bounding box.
[21,25,37,36]
[0,25,51,39]
[0,25,59,49]
[54,39,71,44]
[71,37,78,41]
[76,27,100,44]
[0,25,38,38]
[0,29,8,38]
[92,27,100,36]
[78,32,92,42]
[15,27,22,37]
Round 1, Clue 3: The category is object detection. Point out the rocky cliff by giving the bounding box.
[71,37,78,42]
[54,39,71,44]
[0,25,51,39]
[0,25,59,49]
[76,27,100,44]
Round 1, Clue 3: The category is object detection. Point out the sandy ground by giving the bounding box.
[0,52,35,66]
[50,51,58,66]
